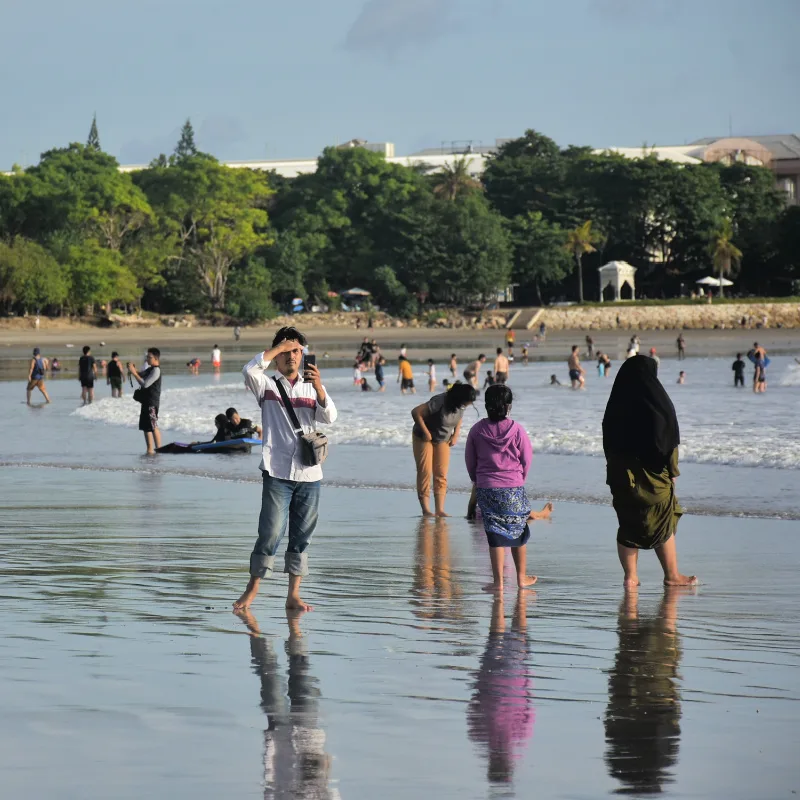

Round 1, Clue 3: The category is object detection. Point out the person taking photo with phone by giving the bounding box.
[234,327,337,614]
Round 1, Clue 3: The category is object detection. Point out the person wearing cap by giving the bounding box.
[26,348,51,405]
[648,347,660,375]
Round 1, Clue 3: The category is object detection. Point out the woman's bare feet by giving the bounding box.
[435,511,450,518]
[664,574,697,586]
[518,575,538,588]
[233,576,260,611]
[623,576,641,589]
[482,582,503,593]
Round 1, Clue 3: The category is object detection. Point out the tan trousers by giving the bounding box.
[413,436,451,501]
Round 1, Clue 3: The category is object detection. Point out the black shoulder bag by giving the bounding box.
[274,380,329,467]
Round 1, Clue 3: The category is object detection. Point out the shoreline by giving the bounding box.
[3,323,800,365]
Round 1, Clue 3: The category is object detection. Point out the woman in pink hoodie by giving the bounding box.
[465,385,552,592]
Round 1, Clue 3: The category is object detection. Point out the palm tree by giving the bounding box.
[432,156,482,201]
[565,220,602,303]
[709,221,742,299]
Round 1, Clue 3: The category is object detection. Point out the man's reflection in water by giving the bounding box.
[236,609,338,800]
[605,588,685,795]
[467,593,535,786]
[411,518,464,622]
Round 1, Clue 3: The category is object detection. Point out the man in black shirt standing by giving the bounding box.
[129,347,162,454]
[732,353,746,388]
[106,351,125,398]
[78,346,97,405]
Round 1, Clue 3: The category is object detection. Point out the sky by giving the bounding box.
[1,0,798,168]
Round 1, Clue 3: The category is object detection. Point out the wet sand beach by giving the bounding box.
[2,324,800,798]
[1,468,799,799]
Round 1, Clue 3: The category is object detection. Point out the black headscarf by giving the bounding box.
[602,356,680,465]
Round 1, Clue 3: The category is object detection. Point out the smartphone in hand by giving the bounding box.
[303,353,316,378]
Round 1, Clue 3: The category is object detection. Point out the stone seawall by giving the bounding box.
[537,302,800,330]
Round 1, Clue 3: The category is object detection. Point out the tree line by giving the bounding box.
[1,122,799,322]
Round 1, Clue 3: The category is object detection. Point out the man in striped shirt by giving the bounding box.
[234,327,337,613]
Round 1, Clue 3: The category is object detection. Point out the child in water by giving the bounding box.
[677,371,686,385]
[465,385,553,592]
[484,371,495,389]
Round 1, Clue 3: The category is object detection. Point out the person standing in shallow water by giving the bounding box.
[234,327,337,613]
[602,356,696,589]
[411,382,477,517]
[26,347,51,405]
[465,385,552,592]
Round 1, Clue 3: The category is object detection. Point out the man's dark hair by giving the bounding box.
[215,414,228,428]
[111,351,118,358]
[147,347,161,359]
[225,407,237,419]
[82,346,90,354]
[737,352,742,359]
[272,326,307,348]
[572,345,579,352]
[478,353,486,360]
[496,347,502,355]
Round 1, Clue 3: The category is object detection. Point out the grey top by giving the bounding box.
[413,393,464,444]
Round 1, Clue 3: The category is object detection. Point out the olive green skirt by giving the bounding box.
[612,490,683,550]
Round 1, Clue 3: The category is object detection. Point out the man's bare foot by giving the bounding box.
[664,574,697,586]
[623,577,641,589]
[233,585,259,611]
[518,575,538,588]
[435,511,450,518]
[482,582,503,593]
[421,509,435,518]
[286,596,314,612]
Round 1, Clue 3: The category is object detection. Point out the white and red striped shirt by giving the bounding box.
[243,353,338,481]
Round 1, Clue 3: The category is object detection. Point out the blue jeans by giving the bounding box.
[250,472,321,578]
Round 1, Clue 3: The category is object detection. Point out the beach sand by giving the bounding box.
[1,467,798,799]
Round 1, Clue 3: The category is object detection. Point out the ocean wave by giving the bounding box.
[73,359,800,471]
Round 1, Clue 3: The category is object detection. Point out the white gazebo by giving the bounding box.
[598,261,637,301]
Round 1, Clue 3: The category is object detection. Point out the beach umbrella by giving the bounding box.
[696,276,734,287]
[343,287,371,296]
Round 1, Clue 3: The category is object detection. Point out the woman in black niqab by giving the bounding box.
[602,356,695,589]
[603,356,680,467]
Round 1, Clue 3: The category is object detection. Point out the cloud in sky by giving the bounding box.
[344,0,457,54]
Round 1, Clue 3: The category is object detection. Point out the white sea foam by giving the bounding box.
[73,356,800,470]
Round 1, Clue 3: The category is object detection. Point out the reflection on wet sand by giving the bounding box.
[467,593,535,787]
[236,609,338,799]
[605,589,685,795]
[411,518,464,622]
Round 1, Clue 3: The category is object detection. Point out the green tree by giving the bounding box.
[483,129,566,222]
[708,221,742,298]
[431,156,482,201]
[565,220,603,303]
[136,157,272,310]
[174,119,198,162]
[87,114,101,151]
[22,144,152,250]
[372,265,417,316]
[226,257,275,322]
[66,239,139,312]
[0,237,70,312]
[509,212,572,304]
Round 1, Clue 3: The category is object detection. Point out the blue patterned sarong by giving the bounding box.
[476,487,531,548]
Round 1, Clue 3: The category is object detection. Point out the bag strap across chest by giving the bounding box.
[274,378,304,437]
